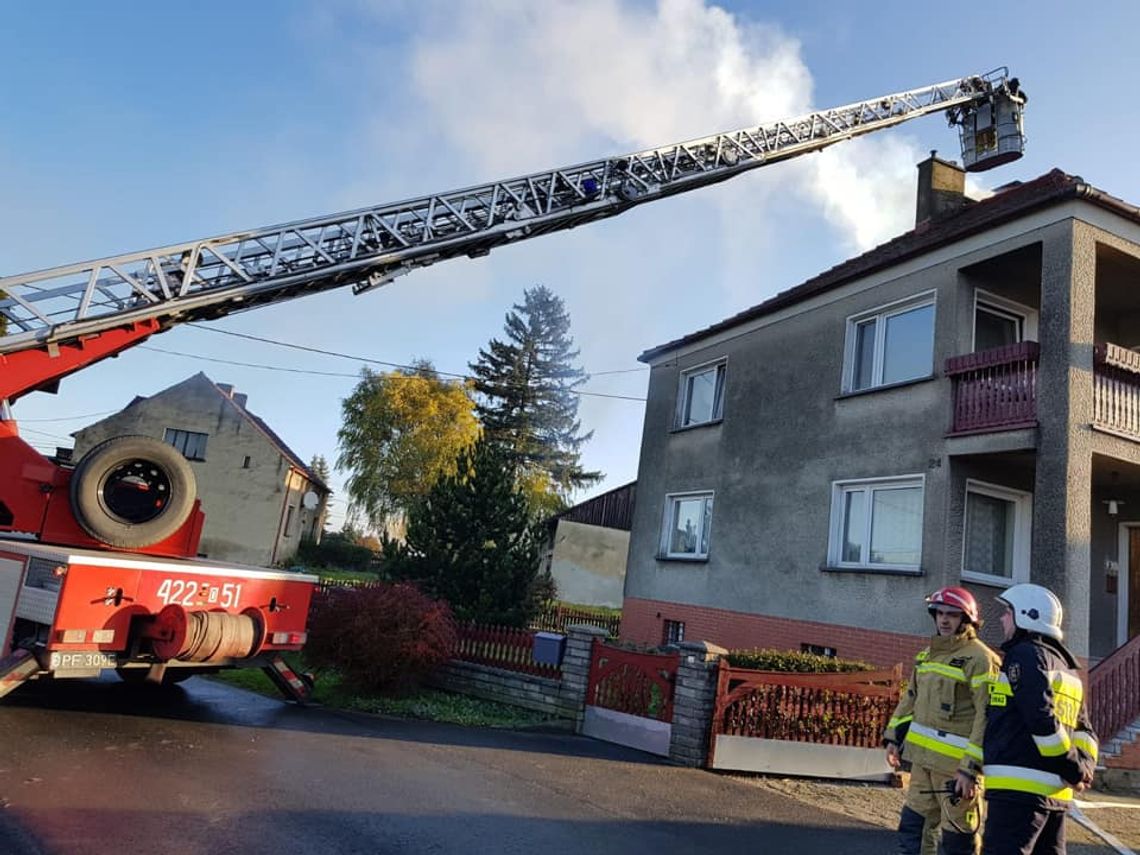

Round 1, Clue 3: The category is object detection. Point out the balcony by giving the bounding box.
[946,342,1039,436]
[946,341,1140,439]
[1093,343,1140,440]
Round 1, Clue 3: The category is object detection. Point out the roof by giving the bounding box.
[640,169,1140,362]
[553,481,636,532]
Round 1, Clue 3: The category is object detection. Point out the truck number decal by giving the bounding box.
[155,579,243,609]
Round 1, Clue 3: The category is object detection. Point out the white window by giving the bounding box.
[844,294,935,392]
[961,480,1032,586]
[164,428,208,461]
[661,492,714,559]
[829,476,924,571]
[973,290,1038,352]
[677,360,726,427]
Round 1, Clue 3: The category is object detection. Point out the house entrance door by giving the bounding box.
[1128,528,1140,640]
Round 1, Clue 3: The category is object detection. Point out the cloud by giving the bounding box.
[348,0,946,495]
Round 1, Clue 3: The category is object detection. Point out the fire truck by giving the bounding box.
[0,70,1026,702]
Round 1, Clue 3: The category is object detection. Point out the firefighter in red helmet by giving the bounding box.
[884,587,1001,855]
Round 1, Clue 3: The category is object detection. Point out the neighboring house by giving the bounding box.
[624,154,1140,667]
[542,482,635,608]
[72,373,330,566]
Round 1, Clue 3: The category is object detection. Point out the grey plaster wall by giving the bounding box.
[548,519,628,608]
[73,374,324,566]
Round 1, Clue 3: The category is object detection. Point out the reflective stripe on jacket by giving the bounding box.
[982,633,1099,809]
[883,626,1000,776]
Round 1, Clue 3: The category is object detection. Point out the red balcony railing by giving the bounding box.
[1094,343,1140,440]
[946,342,1040,436]
[1089,632,1140,746]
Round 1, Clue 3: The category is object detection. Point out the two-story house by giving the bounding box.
[623,155,1140,668]
[72,372,330,566]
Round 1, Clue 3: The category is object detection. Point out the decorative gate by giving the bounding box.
[582,639,679,756]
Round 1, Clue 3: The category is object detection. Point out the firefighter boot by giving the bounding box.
[898,806,927,855]
[938,829,976,855]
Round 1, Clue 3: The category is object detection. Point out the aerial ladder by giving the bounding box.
[0,69,1026,700]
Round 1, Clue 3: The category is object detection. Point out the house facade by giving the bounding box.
[543,482,635,608]
[72,373,330,566]
[624,156,1140,667]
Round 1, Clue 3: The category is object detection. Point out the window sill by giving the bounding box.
[657,554,710,564]
[835,374,937,401]
[820,564,923,577]
[960,571,1019,589]
[669,418,724,434]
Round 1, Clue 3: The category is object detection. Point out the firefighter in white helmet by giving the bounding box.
[981,584,1097,855]
[884,587,1001,855]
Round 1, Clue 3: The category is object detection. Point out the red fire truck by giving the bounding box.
[0,70,1025,702]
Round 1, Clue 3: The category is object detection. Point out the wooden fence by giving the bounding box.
[531,604,621,636]
[710,664,902,751]
[453,622,561,678]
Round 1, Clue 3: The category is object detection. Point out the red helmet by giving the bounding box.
[926,587,979,625]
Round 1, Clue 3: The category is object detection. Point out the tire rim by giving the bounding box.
[98,459,173,524]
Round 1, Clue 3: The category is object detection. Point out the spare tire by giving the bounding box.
[69,435,197,548]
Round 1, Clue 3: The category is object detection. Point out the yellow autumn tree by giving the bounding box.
[336,360,479,530]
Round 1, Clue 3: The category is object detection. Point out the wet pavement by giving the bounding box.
[0,674,902,854]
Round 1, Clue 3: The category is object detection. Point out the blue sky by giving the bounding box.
[3,1,1138,529]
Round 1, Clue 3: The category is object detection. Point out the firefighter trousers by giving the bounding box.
[981,799,1066,855]
[900,765,982,855]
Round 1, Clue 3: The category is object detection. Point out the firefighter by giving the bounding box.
[884,587,1001,855]
[981,584,1098,855]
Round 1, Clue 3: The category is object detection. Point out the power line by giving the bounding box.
[148,328,648,402]
[17,410,117,422]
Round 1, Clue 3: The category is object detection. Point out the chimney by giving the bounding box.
[217,383,234,398]
[915,151,967,227]
[233,393,248,409]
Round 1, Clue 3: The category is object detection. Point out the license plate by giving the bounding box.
[49,651,117,671]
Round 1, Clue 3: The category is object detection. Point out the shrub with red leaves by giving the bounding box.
[305,582,457,695]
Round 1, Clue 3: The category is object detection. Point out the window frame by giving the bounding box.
[675,358,727,429]
[827,474,925,573]
[659,490,715,561]
[960,478,1033,587]
[163,427,208,462]
[842,292,937,393]
[662,619,686,645]
[972,289,1038,351]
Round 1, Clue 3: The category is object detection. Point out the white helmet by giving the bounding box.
[997,583,1064,641]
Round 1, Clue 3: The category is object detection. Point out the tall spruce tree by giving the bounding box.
[381,438,551,627]
[469,285,600,495]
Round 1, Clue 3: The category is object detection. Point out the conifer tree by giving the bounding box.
[469,285,600,495]
[382,438,552,627]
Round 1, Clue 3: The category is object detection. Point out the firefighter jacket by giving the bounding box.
[883,626,1000,777]
[982,632,1099,809]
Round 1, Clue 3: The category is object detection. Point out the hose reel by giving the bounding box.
[147,604,263,663]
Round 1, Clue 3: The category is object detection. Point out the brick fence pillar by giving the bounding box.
[560,624,608,732]
[669,640,726,767]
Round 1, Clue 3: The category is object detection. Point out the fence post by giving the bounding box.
[560,624,609,732]
[669,640,726,768]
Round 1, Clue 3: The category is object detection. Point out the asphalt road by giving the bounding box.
[0,675,898,854]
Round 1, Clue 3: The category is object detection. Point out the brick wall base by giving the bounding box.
[428,660,579,719]
[622,597,926,668]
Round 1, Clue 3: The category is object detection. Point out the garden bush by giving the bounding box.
[295,531,380,573]
[305,581,456,694]
[725,648,876,673]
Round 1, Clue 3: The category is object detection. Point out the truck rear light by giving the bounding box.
[271,631,307,645]
[54,629,116,644]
